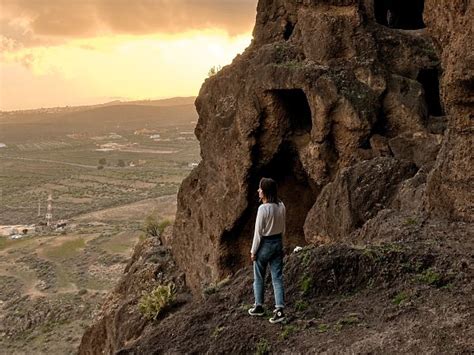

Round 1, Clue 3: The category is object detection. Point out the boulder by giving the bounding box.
[304,157,416,243]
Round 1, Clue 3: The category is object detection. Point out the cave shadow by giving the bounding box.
[219,89,318,276]
[374,0,425,30]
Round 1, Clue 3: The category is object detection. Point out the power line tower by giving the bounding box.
[38,197,41,217]
[46,193,53,226]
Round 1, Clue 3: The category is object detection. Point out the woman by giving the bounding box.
[248,177,286,324]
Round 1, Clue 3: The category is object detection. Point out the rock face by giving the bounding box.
[304,157,416,243]
[169,0,458,293]
[424,0,474,222]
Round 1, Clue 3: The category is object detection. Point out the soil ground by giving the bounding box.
[0,194,178,354]
[80,218,473,354]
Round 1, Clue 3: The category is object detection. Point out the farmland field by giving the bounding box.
[0,100,200,224]
[0,98,200,354]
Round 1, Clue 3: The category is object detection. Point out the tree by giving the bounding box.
[99,158,107,165]
[117,159,125,167]
[208,65,222,77]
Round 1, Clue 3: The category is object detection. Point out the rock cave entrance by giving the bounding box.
[374,0,425,30]
[284,21,295,41]
[273,89,313,136]
[219,89,316,276]
[417,67,444,117]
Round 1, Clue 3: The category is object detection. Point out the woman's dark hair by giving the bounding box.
[259,177,280,204]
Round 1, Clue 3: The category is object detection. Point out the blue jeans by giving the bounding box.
[253,237,285,308]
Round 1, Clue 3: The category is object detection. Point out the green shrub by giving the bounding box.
[301,250,312,267]
[255,338,270,355]
[158,220,171,235]
[142,214,164,237]
[404,217,418,226]
[318,323,329,333]
[138,283,176,320]
[300,274,313,295]
[294,300,308,312]
[280,325,297,339]
[392,291,409,305]
[203,275,231,296]
[212,325,225,338]
[332,314,360,332]
[208,65,222,77]
[416,268,442,286]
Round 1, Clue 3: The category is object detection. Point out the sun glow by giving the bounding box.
[0,30,252,110]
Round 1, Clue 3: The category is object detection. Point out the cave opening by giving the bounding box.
[219,89,317,276]
[273,89,313,136]
[374,0,425,30]
[417,67,444,117]
[284,21,295,41]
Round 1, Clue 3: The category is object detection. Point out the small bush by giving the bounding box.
[294,300,308,312]
[392,291,409,305]
[404,217,418,226]
[318,323,329,333]
[301,250,312,267]
[416,268,442,286]
[300,274,313,296]
[255,338,270,355]
[208,65,222,77]
[158,220,171,234]
[138,283,176,320]
[212,325,225,338]
[143,216,170,237]
[333,314,360,331]
[203,275,231,296]
[280,325,297,340]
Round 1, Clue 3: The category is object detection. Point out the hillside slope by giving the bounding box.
[79,217,473,354]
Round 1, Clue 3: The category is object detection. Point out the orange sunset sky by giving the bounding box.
[0,0,258,111]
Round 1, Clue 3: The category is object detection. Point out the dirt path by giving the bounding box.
[72,195,177,222]
[1,156,123,170]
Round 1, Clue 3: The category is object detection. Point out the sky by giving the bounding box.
[0,0,257,111]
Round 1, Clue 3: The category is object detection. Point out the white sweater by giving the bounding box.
[251,201,286,255]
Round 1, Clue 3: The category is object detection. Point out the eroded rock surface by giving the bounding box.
[424,0,474,222]
[170,0,451,292]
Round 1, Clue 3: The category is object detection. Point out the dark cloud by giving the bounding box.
[1,0,257,47]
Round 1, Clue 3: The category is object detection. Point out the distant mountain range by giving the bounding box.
[0,97,198,143]
[0,97,197,115]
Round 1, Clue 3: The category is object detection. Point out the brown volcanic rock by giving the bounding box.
[304,157,416,243]
[389,132,442,170]
[424,0,474,223]
[170,0,444,293]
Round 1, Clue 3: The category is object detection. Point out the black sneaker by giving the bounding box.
[248,305,265,316]
[269,308,285,323]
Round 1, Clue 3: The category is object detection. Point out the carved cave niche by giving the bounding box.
[417,67,444,118]
[218,89,317,276]
[374,0,425,30]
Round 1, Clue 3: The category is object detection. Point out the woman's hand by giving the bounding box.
[251,253,256,262]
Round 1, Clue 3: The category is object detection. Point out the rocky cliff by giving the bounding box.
[79,0,473,353]
[170,0,470,293]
